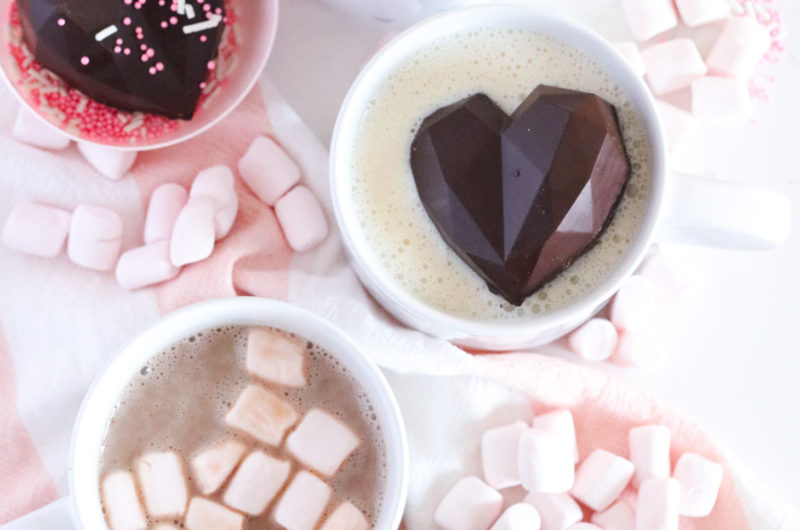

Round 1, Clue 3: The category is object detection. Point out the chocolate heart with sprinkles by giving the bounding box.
[15,0,227,119]
[410,85,631,306]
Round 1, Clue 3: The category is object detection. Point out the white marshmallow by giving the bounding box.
[523,492,582,530]
[519,428,575,493]
[675,0,731,26]
[612,42,646,77]
[613,332,666,369]
[246,327,307,387]
[434,476,503,530]
[609,275,655,333]
[320,502,370,530]
[490,503,542,530]
[591,499,636,530]
[191,439,246,495]
[691,76,753,122]
[185,497,244,530]
[275,186,330,253]
[169,197,216,267]
[636,478,680,530]
[135,452,188,518]
[286,408,360,477]
[629,425,671,487]
[532,410,579,463]
[481,421,527,489]
[144,183,188,245]
[115,240,181,290]
[77,142,137,180]
[101,472,147,530]
[569,525,602,530]
[153,526,178,530]
[571,449,635,512]
[67,204,123,271]
[672,453,724,517]
[225,384,299,446]
[2,202,71,258]
[274,471,333,530]
[642,39,707,95]
[568,318,619,362]
[223,451,291,515]
[654,101,696,153]
[190,165,239,240]
[621,0,678,41]
[12,108,71,150]
[706,16,772,78]
[238,136,301,206]
[212,193,238,240]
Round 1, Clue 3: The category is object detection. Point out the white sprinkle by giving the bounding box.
[182,13,222,34]
[185,4,196,19]
[177,0,186,15]
[95,25,118,42]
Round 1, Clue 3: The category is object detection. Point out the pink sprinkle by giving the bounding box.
[141,54,149,62]
[140,43,147,51]
[116,38,123,45]
[80,56,90,66]
[199,35,207,42]
[149,66,157,75]
[207,60,215,70]
[199,82,207,89]
[147,48,155,57]
[124,48,131,55]
[160,21,168,29]
[123,17,132,25]
[170,16,178,24]
[156,62,164,71]
[114,46,122,53]
[57,18,65,26]
[124,0,132,4]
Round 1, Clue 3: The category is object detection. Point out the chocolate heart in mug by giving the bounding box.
[410,85,631,306]
[15,0,226,119]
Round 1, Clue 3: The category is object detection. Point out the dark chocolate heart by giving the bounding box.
[410,85,631,306]
[15,0,226,119]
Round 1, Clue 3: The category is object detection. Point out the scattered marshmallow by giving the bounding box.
[490,503,542,530]
[275,186,330,252]
[246,327,307,387]
[286,408,360,477]
[67,204,123,271]
[613,332,666,369]
[642,39,707,95]
[636,478,680,530]
[225,384,299,446]
[2,203,71,257]
[691,76,753,122]
[77,142,137,180]
[169,196,216,267]
[185,497,244,530]
[274,471,333,530]
[629,425,671,487]
[571,449,635,512]
[568,318,619,361]
[238,136,301,206]
[434,476,503,530]
[101,471,147,530]
[12,108,71,150]
[115,240,180,290]
[706,16,771,78]
[135,451,188,518]
[190,165,239,240]
[612,42,646,77]
[675,0,730,27]
[672,453,724,517]
[621,0,678,41]
[191,439,247,495]
[591,499,636,530]
[144,183,188,245]
[223,451,292,515]
[609,275,655,333]
[532,410,579,463]
[518,428,575,493]
[654,101,696,153]
[320,502,370,530]
[523,492,583,530]
[481,421,527,489]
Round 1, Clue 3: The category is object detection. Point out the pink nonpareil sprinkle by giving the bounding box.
[80,56,90,66]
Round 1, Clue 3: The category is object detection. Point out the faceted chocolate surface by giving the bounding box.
[410,86,631,305]
[16,0,226,119]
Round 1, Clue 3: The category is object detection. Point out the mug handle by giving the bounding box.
[656,172,792,250]
[1,498,78,529]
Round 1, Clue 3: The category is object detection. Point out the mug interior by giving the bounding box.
[70,298,408,529]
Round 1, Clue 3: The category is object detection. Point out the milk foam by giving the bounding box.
[350,29,651,320]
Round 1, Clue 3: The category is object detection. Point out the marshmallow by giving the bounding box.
[481,421,527,489]
[191,439,247,495]
[532,410,579,463]
[320,502,370,530]
[185,498,244,530]
[286,408,360,477]
[621,0,678,41]
[569,525,602,530]
[654,101,696,153]
[77,142,137,180]
[2,203,71,257]
[629,425,671,487]
[223,451,291,515]
[246,327,307,387]
[434,476,503,530]
[238,136,301,206]
[67,204,123,271]
[274,471,333,530]
[213,194,238,240]
[169,197,216,267]
[672,453,724,517]
[135,451,188,518]
[275,186,330,253]
[642,39,707,95]
[591,499,636,530]
[225,384,298,446]
[519,428,575,493]
[490,503,542,530]
[571,449,635,512]
[613,332,666,369]
[707,16,771,78]
[153,526,178,530]
[636,478,680,530]
[609,275,655,333]
[691,76,753,121]
[675,0,731,26]
[190,165,239,240]
[612,42,646,77]
[144,183,188,245]
[523,492,582,530]
[101,471,147,530]
[12,108,71,150]
[568,318,619,362]
[115,240,180,290]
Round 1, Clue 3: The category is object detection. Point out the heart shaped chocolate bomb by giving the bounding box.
[410,86,631,306]
[15,0,226,120]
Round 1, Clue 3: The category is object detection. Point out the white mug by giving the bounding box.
[3,298,409,529]
[329,5,792,351]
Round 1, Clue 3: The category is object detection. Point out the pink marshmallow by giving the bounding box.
[191,439,246,496]
[672,453,724,517]
[12,108,71,150]
[434,476,503,530]
[185,498,244,530]
[612,42,646,77]
[169,197,216,267]
[238,136,301,206]
[609,275,655,333]
[569,525,602,530]
[523,493,582,530]
[275,186,329,252]
[635,478,680,530]
[613,332,666,369]
[518,428,575,493]
[642,39,707,95]
[675,0,731,27]
[286,408,360,477]
[101,472,147,530]
[568,318,619,361]
[571,449,635,512]
[190,165,239,240]
[691,76,752,121]
[532,410,579,463]
[320,502,370,530]
[706,16,771,78]
[591,499,636,530]
[654,101,696,153]
[621,0,678,41]
[274,471,332,530]
[2,203,71,257]
[481,421,527,489]
[223,451,291,516]
[115,240,180,290]
[67,204,123,271]
[136,452,188,518]
[629,425,671,487]
[77,142,137,180]
[144,183,188,245]
[490,503,542,530]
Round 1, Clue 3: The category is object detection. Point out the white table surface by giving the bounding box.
[266,0,800,505]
